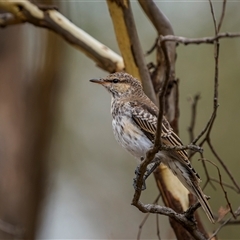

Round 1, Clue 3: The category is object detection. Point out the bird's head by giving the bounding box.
[90,72,142,98]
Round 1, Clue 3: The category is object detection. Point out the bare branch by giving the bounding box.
[208,0,218,34]
[192,106,218,146]
[132,37,208,240]
[133,201,207,240]
[207,139,240,192]
[201,153,217,191]
[217,0,227,32]
[160,32,240,45]
[0,0,124,73]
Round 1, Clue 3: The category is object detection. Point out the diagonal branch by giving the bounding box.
[0,1,124,73]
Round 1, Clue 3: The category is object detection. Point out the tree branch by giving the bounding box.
[160,32,240,45]
[107,0,156,104]
[0,0,124,73]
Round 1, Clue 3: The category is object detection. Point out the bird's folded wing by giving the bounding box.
[131,102,188,160]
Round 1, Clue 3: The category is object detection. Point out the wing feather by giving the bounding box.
[130,100,189,160]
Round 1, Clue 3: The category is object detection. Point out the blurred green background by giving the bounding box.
[2,1,240,239]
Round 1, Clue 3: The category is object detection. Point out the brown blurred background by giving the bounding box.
[1,1,240,239]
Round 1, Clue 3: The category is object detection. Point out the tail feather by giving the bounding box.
[192,184,215,223]
[165,157,215,223]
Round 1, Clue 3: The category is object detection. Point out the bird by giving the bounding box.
[90,72,214,223]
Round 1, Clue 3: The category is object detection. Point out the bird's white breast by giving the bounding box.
[112,114,153,161]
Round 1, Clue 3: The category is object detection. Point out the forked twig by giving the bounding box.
[200,153,216,191]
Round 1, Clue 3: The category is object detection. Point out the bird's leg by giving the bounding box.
[133,160,161,191]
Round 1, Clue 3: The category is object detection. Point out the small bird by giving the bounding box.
[90,72,214,223]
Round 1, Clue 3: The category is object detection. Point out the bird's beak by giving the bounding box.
[89,78,104,85]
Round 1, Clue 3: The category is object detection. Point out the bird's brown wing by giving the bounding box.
[130,100,189,160]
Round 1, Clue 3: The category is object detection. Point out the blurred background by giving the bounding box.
[1,1,240,239]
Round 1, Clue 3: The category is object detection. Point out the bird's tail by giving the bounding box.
[165,157,215,223]
[191,183,215,223]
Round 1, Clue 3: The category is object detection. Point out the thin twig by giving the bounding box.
[188,93,201,143]
[136,202,207,240]
[137,212,151,240]
[201,153,216,191]
[191,106,218,146]
[200,158,236,219]
[209,216,230,240]
[208,0,218,34]
[210,178,239,193]
[156,213,161,240]
[217,0,227,32]
[160,32,240,45]
[207,139,240,192]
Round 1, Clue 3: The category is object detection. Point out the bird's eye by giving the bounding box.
[112,79,119,83]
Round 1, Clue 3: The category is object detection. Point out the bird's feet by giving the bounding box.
[133,161,160,191]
